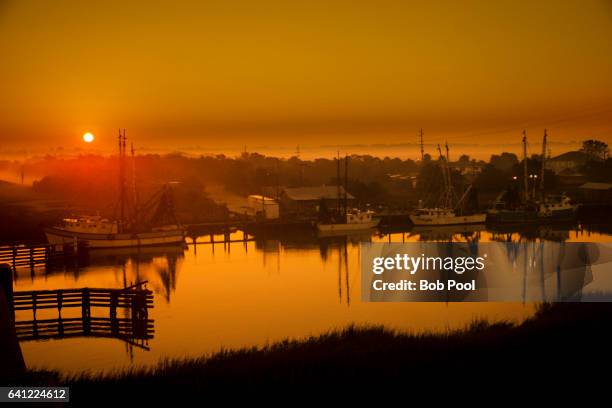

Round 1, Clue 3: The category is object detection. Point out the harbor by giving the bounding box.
[1,222,611,374]
[1,0,611,398]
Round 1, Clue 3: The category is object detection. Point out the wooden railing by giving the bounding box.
[14,316,154,350]
[11,283,154,349]
[0,244,68,270]
[11,287,153,317]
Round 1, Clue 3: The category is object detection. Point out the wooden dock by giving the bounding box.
[10,282,154,349]
[14,316,154,349]
[0,243,74,271]
[12,285,153,316]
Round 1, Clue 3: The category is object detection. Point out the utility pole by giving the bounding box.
[420,128,424,161]
[296,145,304,185]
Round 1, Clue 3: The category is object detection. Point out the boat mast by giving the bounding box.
[445,141,450,163]
[437,144,452,208]
[540,129,547,201]
[344,154,349,216]
[131,141,139,224]
[336,151,341,216]
[445,142,455,208]
[522,130,529,202]
[118,129,125,233]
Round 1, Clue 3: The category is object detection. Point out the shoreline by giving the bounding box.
[5,302,611,396]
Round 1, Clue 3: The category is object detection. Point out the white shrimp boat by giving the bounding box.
[409,208,486,226]
[316,155,380,234]
[317,209,380,233]
[410,144,486,227]
[487,130,578,224]
[45,130,185,250]
[45,216,185,249]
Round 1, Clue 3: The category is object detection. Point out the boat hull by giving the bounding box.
[317,219,380,233]
[540,208,577,221]
[487,208,577,224]
[409,213,486,226]
[44,227,185,249]
[487,210,538,224]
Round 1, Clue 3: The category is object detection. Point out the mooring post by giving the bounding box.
[57,290,63,317]
[29,247,35,270]
[0,263,26,376]
[131,290,148,339]
[82,288,91,335]
[110,291,117,319]
[32,292,37,319]
[0,264,13,312]
[131,290,148,320]
[110,290,119,335]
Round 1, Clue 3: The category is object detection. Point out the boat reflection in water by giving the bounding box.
[11,223,612,374]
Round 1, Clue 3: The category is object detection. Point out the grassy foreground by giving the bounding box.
[6,302,612,399]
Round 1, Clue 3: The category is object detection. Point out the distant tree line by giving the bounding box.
[8,138,610,218]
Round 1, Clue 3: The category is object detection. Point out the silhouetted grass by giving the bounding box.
[7,302,612,400]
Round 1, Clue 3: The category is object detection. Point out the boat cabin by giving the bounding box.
[61,216,118,234]
[413,208,455,218]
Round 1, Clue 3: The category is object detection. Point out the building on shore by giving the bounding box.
[578,182,612,206]
[279,186,355,220]
[546,151,590,174]
[247,195,279,220]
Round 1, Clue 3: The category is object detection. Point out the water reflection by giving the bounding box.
[11,223,612,374]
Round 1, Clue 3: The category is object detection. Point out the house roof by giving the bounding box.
[579,182,612,190]
[283,186,355,201]
[549,151,589,163]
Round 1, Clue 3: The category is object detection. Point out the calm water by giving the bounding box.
[13,225,611,374]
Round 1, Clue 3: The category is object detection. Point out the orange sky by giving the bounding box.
[0,0,611,153]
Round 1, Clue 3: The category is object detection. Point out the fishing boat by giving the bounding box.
[409,208,486,226]
[487,130,577,224]
[45,130,185,249]
[538,193,578,220]
[44,216,185,249]
[317,154,380,234]
[317,208,380,233]
[488,193,577,223]
[410,143,486,226]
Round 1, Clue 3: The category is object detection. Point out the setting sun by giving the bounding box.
[83,132,94,143]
